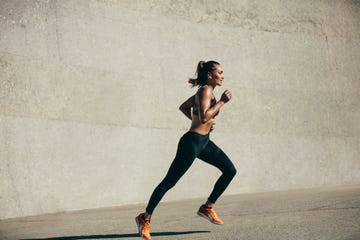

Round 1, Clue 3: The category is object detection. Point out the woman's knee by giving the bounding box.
[158,179,177,192]
[226,165,237,178]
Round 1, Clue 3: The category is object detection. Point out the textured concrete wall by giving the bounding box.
[1,0,359,219]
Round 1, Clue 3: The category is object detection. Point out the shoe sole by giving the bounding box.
[197,211,223,225]
[135,217,151,240]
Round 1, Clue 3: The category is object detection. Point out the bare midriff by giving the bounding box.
[189,111,215,135]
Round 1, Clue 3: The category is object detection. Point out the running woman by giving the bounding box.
[135,60,237,240]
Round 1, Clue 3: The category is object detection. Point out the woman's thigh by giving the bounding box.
[198,140,236,173]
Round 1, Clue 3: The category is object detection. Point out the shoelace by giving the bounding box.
[208,208,219,219]
[143,220,151,230]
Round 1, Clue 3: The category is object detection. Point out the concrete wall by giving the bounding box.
[1,0,359,220]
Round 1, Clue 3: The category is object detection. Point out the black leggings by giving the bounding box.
[146,131,237,215]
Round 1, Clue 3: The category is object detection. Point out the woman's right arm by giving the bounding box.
[198,86,232,123]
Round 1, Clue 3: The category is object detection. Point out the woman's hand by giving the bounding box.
[220,89,232,103]
[208,119,216,132]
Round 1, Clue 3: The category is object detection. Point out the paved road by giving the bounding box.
[1,185,360,240]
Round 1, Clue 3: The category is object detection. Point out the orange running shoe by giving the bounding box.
[135,213,151,240]
[197,205,224,225]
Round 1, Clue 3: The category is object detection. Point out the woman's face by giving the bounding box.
[208,64,224,87]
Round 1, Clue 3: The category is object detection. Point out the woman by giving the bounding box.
[135,60,237,240]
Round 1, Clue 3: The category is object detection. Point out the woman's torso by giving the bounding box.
[190,89,218,135]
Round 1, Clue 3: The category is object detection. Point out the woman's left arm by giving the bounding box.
[179,95,195,120]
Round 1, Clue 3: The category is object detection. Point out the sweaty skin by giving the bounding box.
[179,65,232,135]
[179,87,220,135]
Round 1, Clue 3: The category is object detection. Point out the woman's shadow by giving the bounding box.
[21,230,211,240]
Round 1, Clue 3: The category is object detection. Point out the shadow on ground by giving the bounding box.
[21,230,211,240]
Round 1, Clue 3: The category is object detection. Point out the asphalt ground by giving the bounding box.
[1,185,360,240]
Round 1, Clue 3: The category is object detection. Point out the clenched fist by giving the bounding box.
[220,89,232,103]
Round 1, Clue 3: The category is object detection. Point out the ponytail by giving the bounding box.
[188,60,220,88]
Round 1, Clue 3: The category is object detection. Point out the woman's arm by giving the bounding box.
[198,86,231,123]
[179,95,195,120]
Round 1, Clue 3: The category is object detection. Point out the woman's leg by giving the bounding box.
[198,140,237,204]
[145,132,209,215]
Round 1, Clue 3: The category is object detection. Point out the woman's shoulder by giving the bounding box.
[197,85,213,95]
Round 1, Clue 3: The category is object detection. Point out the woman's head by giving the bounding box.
[188,60,222,88]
